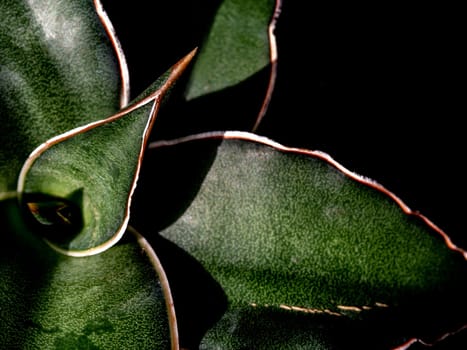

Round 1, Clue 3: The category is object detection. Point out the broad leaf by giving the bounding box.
[16,50,196,256]
[135,131,467,348]
[0,0,127,193]
[0,199,176,349]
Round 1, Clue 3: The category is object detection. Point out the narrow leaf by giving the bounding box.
[142,131,467,348]
[17,50,196,256]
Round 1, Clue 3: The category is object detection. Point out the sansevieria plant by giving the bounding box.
[1,0,466,349]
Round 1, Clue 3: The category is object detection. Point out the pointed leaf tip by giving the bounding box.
[16,51,196,257]
[175,47,198,75]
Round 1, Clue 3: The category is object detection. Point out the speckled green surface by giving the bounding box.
[185,0,275,100]
[0,199,172,349]
[0,0,122,193]
[160,138,465,308]
[155,135,467,348]
[21,100,155,252]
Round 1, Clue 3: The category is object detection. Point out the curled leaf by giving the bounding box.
[0,0,128,193]
[0,198,177,349]
[17,49,196,256]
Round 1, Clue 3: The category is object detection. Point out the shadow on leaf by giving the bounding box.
[147,233,228,349]
[21,189,84,247]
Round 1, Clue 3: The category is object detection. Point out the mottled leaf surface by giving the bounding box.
[0,199,173,349]
[184,0,276,100]
[0,0,124,193]
[17,51,195,255]
[145,132,467,349]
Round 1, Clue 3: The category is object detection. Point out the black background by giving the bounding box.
[312,3,465,250]
[101,2,466,347]
[102,1,465,248]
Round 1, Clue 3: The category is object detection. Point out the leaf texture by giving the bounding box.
[0,199,175,349]
[136,131,467,349]
[0,0,127,193]
[17,50,196,256]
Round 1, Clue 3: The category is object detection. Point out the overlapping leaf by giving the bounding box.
[16,50,196,256]
[0,199,176,349]
[3,0,465,348]
[0,0,126,193]
[132,132,467,349]
[142,0,280,140]
[1,2,194,346]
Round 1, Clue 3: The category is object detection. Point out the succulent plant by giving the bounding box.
[1,0,466,349]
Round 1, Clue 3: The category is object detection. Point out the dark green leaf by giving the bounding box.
[185,0,276,101]
[0,0,127,193]
[0,199,176,349]
[17,50,196,256]
[142,131,467,348]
